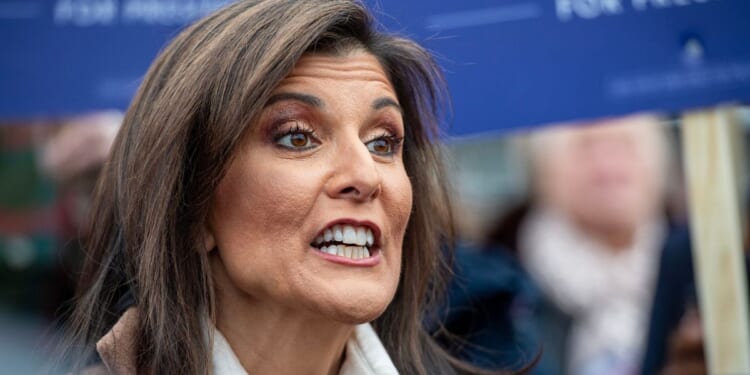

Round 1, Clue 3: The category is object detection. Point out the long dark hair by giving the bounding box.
[61,1,517,373]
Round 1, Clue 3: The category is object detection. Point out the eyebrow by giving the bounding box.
[373,97,402,114]
[264,92,402,114]
[265,92,323,108]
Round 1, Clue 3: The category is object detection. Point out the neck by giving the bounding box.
[210,255,353,375]
[576,219,637,250]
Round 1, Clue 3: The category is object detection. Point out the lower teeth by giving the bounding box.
[319,245,370,259]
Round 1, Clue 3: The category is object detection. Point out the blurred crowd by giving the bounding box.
[0,112,120,373]
[2,109,747,374]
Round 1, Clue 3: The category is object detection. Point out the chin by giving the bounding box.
[311,283,396,324]
[331,306,387,325]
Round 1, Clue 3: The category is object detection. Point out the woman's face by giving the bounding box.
[208,51,413,323]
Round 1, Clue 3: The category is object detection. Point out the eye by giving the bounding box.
[365,135,403,156]
[274,125,319,150]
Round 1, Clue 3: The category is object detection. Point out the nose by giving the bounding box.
[326,136,382,202]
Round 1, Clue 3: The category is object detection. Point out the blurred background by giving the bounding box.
[5,110,750,374]
[2,0,750,374]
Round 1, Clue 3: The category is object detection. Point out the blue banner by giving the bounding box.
[1,0,232,118]
[375,0,750,134]
[2,0,750,134]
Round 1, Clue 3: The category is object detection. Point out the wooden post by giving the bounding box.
[682,107,750,374]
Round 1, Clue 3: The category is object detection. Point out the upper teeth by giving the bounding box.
[314,224,374,247]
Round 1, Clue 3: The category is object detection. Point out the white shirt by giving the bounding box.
[212,323,399,375]
[97,308,399,375]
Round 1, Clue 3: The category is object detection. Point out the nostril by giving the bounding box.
[340,186,359,195]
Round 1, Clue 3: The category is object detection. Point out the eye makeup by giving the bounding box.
[260,98,406,157]
[272,121,320,151]
[261,102,318,140]
[363,131,404,157]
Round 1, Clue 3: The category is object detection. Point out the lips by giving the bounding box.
[311,221,379,260]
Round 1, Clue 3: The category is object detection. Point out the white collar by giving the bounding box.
[212,323,399,375]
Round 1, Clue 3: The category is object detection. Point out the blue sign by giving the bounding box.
[0,0,232,118]
[374,0,750,134]
[2,0,750,135]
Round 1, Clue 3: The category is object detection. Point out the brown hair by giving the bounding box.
[61,1,517,374]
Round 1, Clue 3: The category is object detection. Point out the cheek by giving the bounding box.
[385,165,413,246]
[209,155,321,290]
[213,157,316,241]
[395,178,413,233]
[384,166,413,217]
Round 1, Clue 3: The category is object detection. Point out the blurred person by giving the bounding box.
[438,115,676,375]
[0,112,120,373]
[38,112,122,324]
[641,214,750,375]
[40,112,121,185]
[57,1,531,374]
[520,115,670,375]
[0,113,120,318]
[641,226,706,375]
[641,108,750,374]
[656,307,705,375]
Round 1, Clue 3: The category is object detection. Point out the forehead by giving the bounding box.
[274,51,397,97]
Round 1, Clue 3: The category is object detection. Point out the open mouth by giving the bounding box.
[311,223,378,260]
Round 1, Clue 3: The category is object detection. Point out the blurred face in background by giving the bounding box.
[532,115,667,243]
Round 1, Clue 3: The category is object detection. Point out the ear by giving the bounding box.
[203,223,216,253]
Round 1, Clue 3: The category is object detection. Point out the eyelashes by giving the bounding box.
[271,121,403,157]
[273,122,319,150]
[363,132,404,156]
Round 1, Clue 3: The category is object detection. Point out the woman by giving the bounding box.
[60,0,517,374]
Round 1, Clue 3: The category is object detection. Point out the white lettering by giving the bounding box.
[602,0,625,14]
[54,0,117,26]
[632,0,714,11]
[556,0,624,21]
[122,0,229,25]
[575,0,605,19]
[557,0,574,21]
